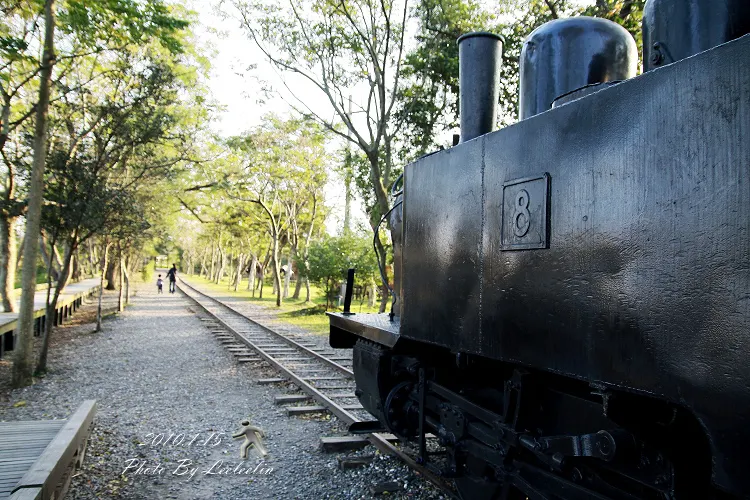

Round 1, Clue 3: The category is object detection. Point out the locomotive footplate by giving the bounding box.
[327,312,400,348]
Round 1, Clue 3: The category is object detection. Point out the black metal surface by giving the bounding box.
[401,34,750,495]
[518,17,637,120]
[551,81,621,109]
[643,0,750,71]
[390,192,403,319]
[458,32,503,142]
[343,268,355,315]
[328,312,400,348]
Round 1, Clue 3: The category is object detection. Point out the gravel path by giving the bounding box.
[0,283,445,499]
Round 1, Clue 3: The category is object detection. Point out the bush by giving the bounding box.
[141,259,155,283]
[307,234,380,310]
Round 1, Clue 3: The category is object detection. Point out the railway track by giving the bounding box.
[175,277,456,498]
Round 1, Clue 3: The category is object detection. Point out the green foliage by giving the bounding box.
[396,0,645,156]
[581,0,646,57]
[59,0,190,54]
[141,259,155,282]
[395,0,492,160]
[307,233,379,310]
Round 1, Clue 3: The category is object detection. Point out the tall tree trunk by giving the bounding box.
[0,215,17,312]
[247,254,257,293]
[117,246,125,312]
[209,244,216,280]
[215,249,225,284]
[11,0,56,388]
[105,258,117,290]
[258,264,264,299]
[368,281,377,307]
[294,193,317,301]
[283,253,293,299]
[199,247,208,277]
[293,272,303,299]
[71,253,80,281]
[37,239,73,374]
[39,235,61,281]
[86,240,97,278]
[123,255,130,306]
[96,243,111,332]
[271,238,282,307]
[234,253,244,292]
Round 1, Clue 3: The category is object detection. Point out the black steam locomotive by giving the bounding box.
[328,1,750,498]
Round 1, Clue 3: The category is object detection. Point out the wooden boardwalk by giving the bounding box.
[0,401,96,500]
[0,279,101,359]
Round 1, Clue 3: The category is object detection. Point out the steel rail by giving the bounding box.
[179,278,353,378]
[176,278,457,498]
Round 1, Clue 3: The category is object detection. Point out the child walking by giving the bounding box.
[156,275,163,294]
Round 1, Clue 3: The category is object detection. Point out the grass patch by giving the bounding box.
[184,274,382,335]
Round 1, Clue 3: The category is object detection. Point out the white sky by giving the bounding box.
[186,0,597,234]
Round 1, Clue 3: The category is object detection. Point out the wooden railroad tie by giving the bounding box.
[257,378,286,385]
[274,395,310,405]
[337,455,375,470]
[236,357,261,363]
[286,404,362,416]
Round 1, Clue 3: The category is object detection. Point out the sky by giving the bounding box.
[185,0,363,233]
[185,0,598,233]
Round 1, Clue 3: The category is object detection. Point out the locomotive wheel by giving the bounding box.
[383,381,418,439]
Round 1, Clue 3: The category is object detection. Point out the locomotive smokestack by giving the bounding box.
[458,32,503,143]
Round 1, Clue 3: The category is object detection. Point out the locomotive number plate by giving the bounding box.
[500,173,550,251]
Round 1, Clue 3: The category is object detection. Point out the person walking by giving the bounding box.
[156,275,163,294]
[166,264,177,293]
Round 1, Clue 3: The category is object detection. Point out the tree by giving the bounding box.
[0,0,191,313]
[229,0,408,310]
[12,0,57,388]
[10,0,199,384]
[224,115,329,307]
[394,0,492,160]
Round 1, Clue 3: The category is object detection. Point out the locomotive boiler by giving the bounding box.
[328,1,750,498]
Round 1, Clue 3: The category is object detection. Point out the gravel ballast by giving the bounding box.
[0,284,446,499]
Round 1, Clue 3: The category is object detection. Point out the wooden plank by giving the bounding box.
[0,279,99,337]
[8,486,42,500]
[274,395,310,405]
[319,436,369,452]
[11,400,96,499]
